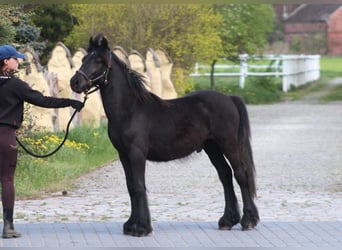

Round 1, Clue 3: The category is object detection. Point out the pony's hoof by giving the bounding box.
[219,225,232,230]
[123,222,152,237]
[241,213,259,230]
[218,214,240,230]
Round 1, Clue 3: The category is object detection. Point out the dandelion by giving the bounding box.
[33,158,45,164]
[19,134,90,154]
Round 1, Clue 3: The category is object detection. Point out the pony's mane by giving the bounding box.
[111,52,169,105]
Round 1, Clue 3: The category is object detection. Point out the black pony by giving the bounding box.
[70,34,259,237]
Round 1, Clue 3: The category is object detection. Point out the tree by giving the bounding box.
[216,4,275,60]
[66,4,275,93]
[0,6,20,45]
[66,4,223,71]
[208,4,274,89]
[31,4,76,64]
[65,4,224,95]
[0,5,45,54]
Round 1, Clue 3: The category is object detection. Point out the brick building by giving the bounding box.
[282,4,342,55]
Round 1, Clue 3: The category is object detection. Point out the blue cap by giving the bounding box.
[0,45,26,60]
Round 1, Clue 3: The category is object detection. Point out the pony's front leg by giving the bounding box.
[119,149,152,237]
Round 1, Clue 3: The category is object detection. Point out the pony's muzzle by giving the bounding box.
[70,72,86,93]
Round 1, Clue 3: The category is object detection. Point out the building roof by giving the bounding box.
[285,4,342,23]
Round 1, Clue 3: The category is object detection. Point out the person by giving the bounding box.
[0,45,83,238]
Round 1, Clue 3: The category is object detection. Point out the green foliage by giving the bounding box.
[191,75,282,104]
[0,5,45,52]
[215,4,275,60]
[0,8,16,44]
[242,76,281,104]
[171,67,194,96]
[66,4,223,70]
[290,35,302,53]
[66,4,274,69]
[0,6,22,44]
[69,4,283,98]
[289,31,327,54]
[15,18,41,44]
[31,5,75,44]
[31,4,75,64]
[0,5,74,63]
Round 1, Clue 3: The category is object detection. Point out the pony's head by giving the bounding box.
[70,34,112,93]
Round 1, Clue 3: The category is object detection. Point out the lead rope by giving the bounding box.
[18,52,112,158]
[16,94,89,158]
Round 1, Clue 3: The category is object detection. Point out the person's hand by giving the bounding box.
[71,100,84,112]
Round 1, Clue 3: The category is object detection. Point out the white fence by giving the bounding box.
[190,54,320,92]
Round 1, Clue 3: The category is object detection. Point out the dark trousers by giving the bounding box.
[0,125,17,210]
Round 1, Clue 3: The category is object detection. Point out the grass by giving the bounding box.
[320,56,342,77]
[321,84,342,102]
[15,122,118,198]
[319,56,342,101]
[281,75,328,101]
[319,57,342,83]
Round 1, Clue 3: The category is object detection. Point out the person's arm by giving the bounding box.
[17,79,83,111]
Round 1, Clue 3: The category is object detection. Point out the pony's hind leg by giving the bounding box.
[204,140,241,230]
[224,149,259,230]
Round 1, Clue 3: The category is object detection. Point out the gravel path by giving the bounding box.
[14,80,342,224]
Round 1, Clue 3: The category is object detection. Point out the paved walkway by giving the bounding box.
[0,221,341,247]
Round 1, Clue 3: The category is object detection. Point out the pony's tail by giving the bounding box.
[231,96,257,199]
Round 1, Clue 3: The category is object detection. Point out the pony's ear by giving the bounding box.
[97,35,103,46]
[100,36,109,50]
[87,36,95,52]
[93,33,109,49]
[87,34,110,52]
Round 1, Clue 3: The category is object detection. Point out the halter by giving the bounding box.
[77,69,107,85]
[77,51,112,95]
